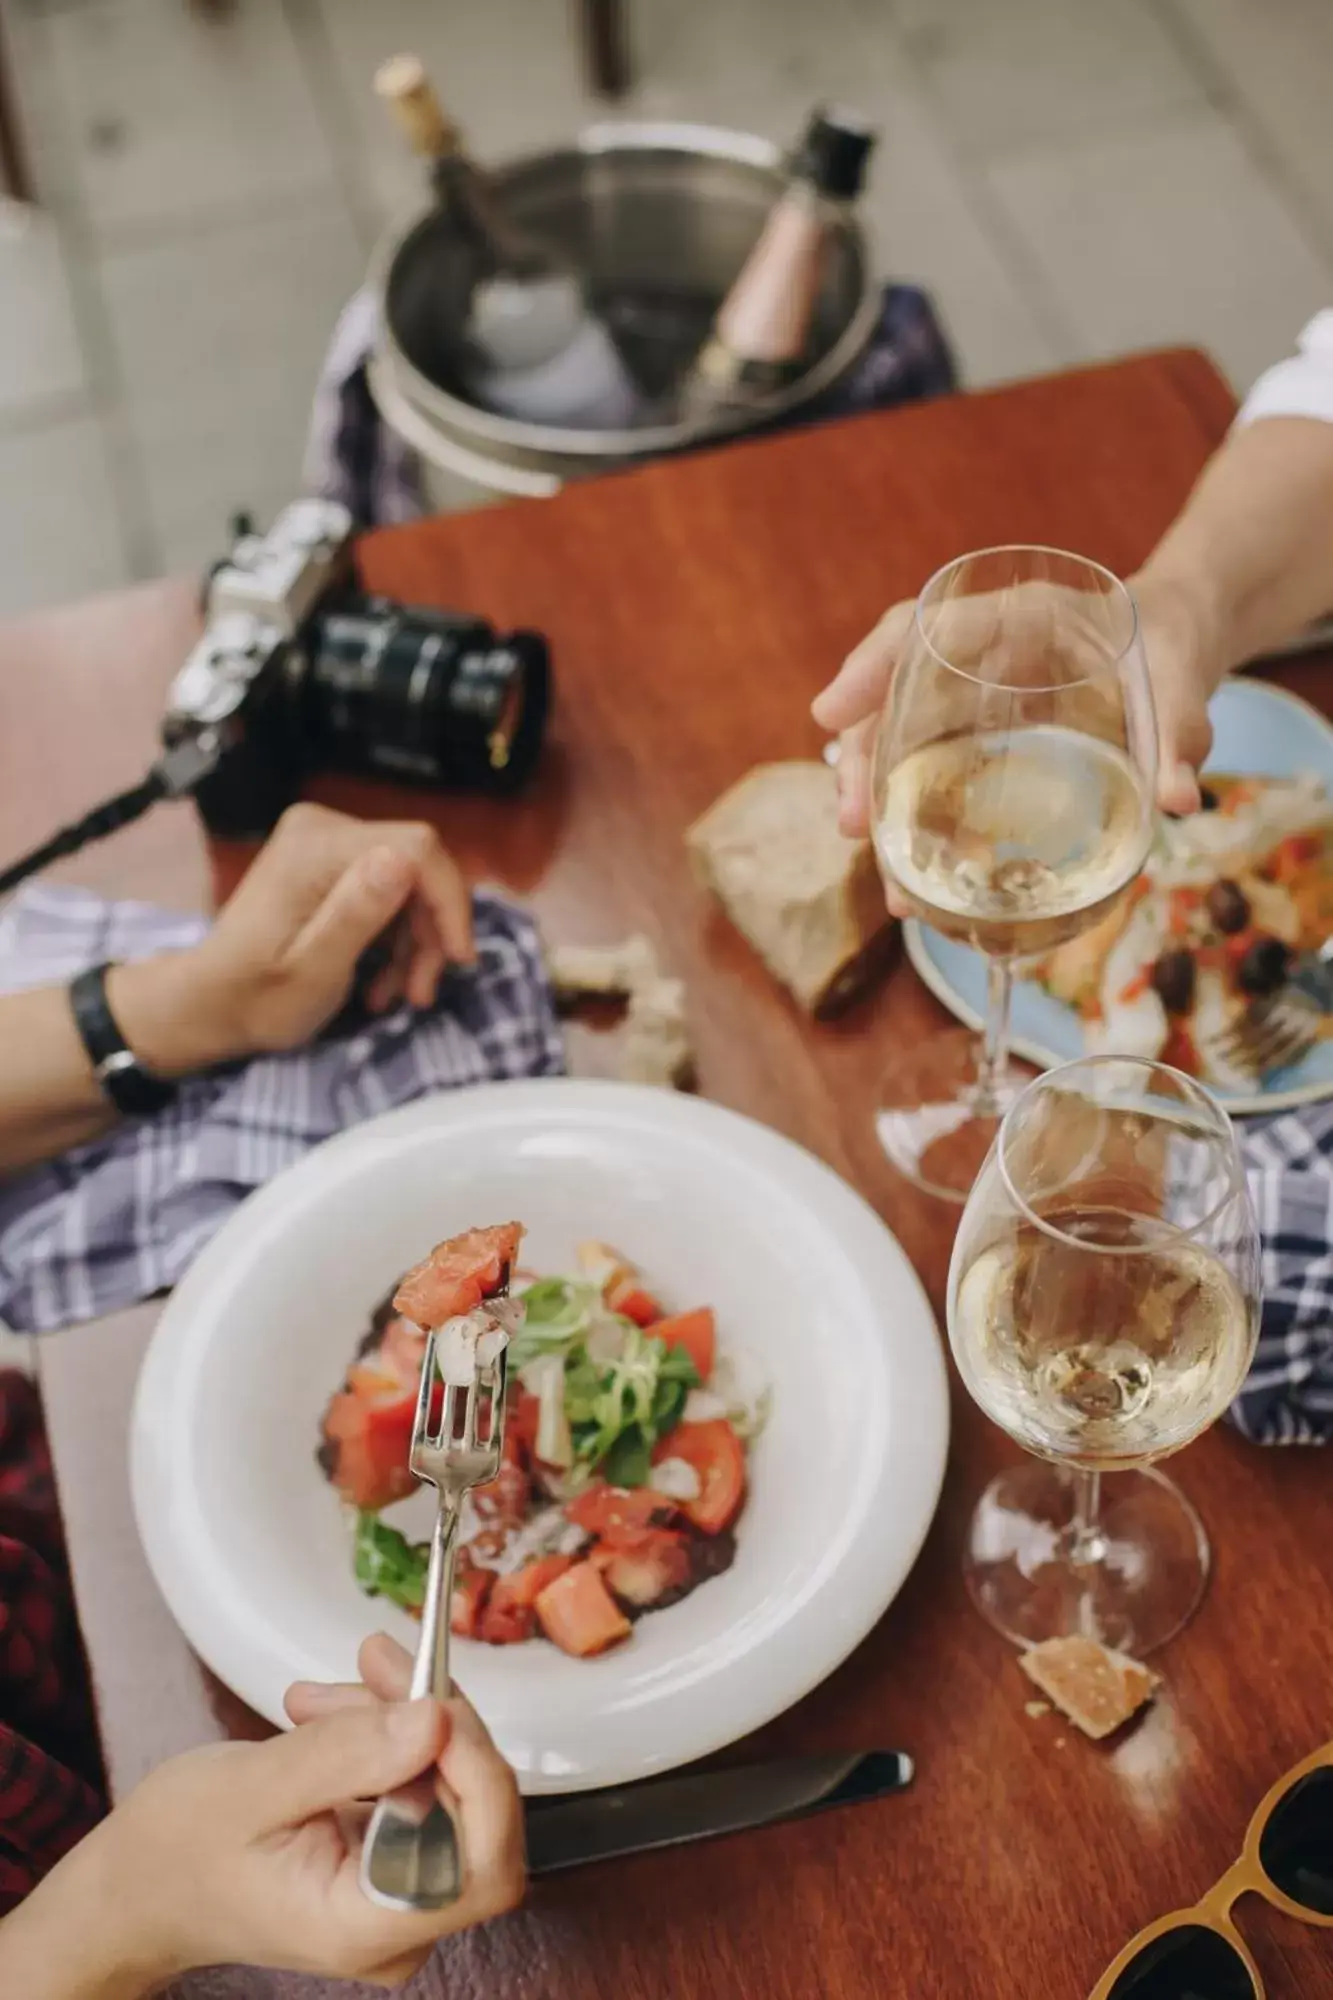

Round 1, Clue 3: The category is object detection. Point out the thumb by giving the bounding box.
[288,847,414,985]
[812,600,914,733]
[1151,666,1213,818]
[258,1699,448,1824]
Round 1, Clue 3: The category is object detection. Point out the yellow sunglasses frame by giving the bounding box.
[1089,1742,1333,2000]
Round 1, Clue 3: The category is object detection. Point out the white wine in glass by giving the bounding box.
[877,726,1151,960]
[947,1055,1261,1655]
[870,547,1157,1200]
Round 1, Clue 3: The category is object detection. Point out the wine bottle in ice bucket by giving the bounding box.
[375,54,642,430]
[680,107,876,419]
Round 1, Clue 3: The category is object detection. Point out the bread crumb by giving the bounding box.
[548,936,658,1000]
[621,978,693,1089]
[1019,1635,1159,1741]
[1024,1699,1052,1720]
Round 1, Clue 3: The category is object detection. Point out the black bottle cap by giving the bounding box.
[792,106,877,199]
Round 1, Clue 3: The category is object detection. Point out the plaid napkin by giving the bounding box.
[305,284,957,527]
[1236,1106,1333,1445]
[0,884,564,1334]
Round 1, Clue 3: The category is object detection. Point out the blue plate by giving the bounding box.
[903,676,1333,1114]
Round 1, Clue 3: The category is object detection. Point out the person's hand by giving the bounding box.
[811,566,1225,880]
[110,802,475,1075]
[3,1635,524,1998]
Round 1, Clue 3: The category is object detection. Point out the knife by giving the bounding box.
[523,1749,913,1876]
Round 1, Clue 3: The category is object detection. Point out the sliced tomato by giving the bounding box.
[565,1483,679,1541]
[471,1430,531,1528]
[654,1421,745,1535]
[344,1363,403,1400]
[450,1557,493,1639]
[605,1278,664,1327]
[478,1554,575,1645]
[393,1221,525,1329]
[1224,928,1258,974]
[1160,1022,1200,1076]
[650,1307,715,1381]
[597,1528,693,1611]
[1271,832,1321,883]
[321,1383,417,1511]
[506,1390,542,1459]
[535,1561,631,1657]
[378,1313,428,1385]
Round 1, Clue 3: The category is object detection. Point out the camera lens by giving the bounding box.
[301,593,549,794]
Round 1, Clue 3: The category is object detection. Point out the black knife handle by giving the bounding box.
[524,1750,913,1877]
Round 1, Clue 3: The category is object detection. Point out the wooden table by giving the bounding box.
[5,351,1332,2000]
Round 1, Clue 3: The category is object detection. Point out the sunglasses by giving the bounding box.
[1090,1743,1333,1999]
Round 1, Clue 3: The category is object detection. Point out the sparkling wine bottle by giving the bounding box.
[680,107,876,419]
[375,54,642,430]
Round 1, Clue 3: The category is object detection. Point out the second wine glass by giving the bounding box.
[870,545,1158,1201]
[947,1054,1260,1656]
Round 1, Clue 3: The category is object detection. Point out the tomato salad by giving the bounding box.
[318,1237,767,1659]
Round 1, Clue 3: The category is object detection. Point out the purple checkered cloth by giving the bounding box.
[0,885,564,1334]
[305,284,957,527]
[1235,1105,1333,1446]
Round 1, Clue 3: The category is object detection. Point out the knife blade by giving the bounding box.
[523,1749,913,1876]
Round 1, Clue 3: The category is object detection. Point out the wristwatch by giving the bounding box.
[69,961,178,1117]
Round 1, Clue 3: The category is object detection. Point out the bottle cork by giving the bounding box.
[374,53,459,160]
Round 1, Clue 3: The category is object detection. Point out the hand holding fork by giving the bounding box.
[360,1317,509,1912]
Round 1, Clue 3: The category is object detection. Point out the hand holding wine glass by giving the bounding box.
[857,547,1159,1200]
[814,564,1218,839]
[947,1054,1260,1655]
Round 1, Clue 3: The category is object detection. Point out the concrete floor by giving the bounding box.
[1,0,1332,621]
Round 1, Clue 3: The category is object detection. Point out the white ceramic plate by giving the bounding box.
[905,677,1333,1115]
[131,1080,948,1794]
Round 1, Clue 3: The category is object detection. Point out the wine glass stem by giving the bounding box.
[1070,1468,1104,1567]
[974,957,1014,1113]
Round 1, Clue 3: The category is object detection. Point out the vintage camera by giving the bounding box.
[163,500,550,838]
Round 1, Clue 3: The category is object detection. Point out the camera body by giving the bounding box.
[163,500,549,839]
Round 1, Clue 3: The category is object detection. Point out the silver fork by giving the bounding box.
[359,1319,508,1912]
[1204,937,1333,1083]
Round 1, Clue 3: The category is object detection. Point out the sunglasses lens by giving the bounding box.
[1107,1924,1256,1999]
[1258,1765,1333,1915]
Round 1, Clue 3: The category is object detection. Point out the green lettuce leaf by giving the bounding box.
[354,1511,429,1613]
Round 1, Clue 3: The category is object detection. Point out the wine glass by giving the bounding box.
[870,545,1157,1201]
[947,1054,1260,1655]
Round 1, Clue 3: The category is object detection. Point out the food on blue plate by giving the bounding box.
[1034,772,1333,1085]
[317,1237,768,1657]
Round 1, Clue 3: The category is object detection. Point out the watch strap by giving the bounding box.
[69,962,178,1117]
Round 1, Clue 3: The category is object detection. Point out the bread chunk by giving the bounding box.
[688,761,893,1015]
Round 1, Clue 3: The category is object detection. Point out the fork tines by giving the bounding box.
[413,1325,508,1464]
[1212,995,1320,1081]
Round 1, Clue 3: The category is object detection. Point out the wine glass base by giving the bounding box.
[963,1460,1210,1657]
[874,1026,1028,1203]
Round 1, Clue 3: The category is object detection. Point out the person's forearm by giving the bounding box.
[1136,415,1333,677]
[0,950,245,1176]
[0,1833,168,1999]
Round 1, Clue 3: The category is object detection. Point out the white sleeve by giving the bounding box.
[1236,311,1333,427]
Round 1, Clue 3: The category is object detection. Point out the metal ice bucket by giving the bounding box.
[370,121,880,501]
